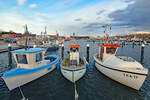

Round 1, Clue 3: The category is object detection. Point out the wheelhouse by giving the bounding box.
[98,43,120,61]
[69,45,80,65]
[11,48,46,69]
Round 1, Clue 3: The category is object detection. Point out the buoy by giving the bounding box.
[92,61,95,67]
[56,61,61,69]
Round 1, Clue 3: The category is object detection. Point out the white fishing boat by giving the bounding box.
[1,25,60,91]
[61,45,86,83]
[1,48,59,90]
[93,25,148,90]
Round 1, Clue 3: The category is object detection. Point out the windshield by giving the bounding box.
[106,47,117,54]
[36,53,42,62]
[16,54,28,64]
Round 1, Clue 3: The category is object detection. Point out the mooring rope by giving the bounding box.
[73,71,79,100]
[19,86,28,100]
[74,82,79,100]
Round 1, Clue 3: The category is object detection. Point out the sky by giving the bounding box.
[0,0,149,36]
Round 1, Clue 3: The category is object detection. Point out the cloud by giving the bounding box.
[74,18,82,21]
[109,0,150,31]
[0,0,132,35]
[17,0,27,6]
[96,10,105,15]
[37,13,50,20]
[29,4,37,8]
[83,22,103,30]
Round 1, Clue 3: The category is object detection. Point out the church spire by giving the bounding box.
[24,24,29,35]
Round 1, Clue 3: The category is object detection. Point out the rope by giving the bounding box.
[73,71,79,100]
[74,82,79,100]
[19,86,28,100]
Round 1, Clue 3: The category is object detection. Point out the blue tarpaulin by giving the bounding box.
[47,38,56,41]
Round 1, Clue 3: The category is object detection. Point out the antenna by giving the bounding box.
[102,24,112,44]
[44,26,47,35]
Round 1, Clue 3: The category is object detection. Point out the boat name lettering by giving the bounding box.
[123,73,138,79]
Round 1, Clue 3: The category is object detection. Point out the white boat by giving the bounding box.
[94,25,148,90]
[61,45,86,83]
[1,48,59,90]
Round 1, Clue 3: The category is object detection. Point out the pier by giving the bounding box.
[0,41,22,53]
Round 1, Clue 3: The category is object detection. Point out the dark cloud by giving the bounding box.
[96,10,105,15]
[123,0,134,3]
[83,22,103,31]
[109,0,150,31]
[74,18,82,21]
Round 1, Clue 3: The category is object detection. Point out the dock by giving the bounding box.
[0,41,22,53]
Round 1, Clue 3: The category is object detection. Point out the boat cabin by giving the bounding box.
[98,43,120,61]
[11,48,47,69]
[69,45,80,65]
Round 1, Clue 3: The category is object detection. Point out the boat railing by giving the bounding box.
[117,56,135,62]
[62,65,85,71]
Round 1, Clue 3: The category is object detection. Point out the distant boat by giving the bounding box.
[1,48,59,90]
[39,38,59,51]
[64,39,70,42]
[47,45,59,51]
[93,25,148,90]
[61,45,86,82]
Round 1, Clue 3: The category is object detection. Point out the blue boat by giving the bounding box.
[1,48,59,90]
[47,45,59,51]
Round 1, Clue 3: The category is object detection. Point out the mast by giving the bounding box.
[103,24,112,44]
[44,26,47,40]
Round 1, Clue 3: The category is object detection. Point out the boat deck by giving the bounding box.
[95,54,135,62]
[117,56,135,62]
[63,57,84,67]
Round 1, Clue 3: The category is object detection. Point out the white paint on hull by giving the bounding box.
[61,67,86,83]
[2,64,56,90]
[94,56,148,90]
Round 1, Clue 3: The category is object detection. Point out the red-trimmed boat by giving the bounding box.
[61,45,86,83]
[93,25,148,90]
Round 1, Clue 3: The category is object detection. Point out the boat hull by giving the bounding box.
[61,67,86,83]
[94,55,148,90]
[2,64,56,91]
[47,46,59,51]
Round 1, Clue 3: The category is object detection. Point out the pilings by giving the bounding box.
[140,43,145,64]
[86,44,90,63]
[61,44,64,60]
[8,44,12,68]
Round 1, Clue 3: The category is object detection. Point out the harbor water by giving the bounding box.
[0,39,150,100]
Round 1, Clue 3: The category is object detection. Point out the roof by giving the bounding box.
[98,43,120,47]
[11,48,46,53]
[69,45,80,48]
[2,55,59,78]
[47,38,56,41]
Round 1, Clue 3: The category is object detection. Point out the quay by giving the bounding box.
[0,41,22,53]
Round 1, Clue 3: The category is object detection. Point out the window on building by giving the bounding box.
[36,53,42,62]
[16,54,28,64]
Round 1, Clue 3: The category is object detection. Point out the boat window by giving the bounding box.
[16,54,28,64]
[106,47,117,54]
[70,48,78,52]
[36,53,42,62]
